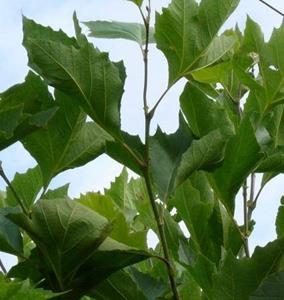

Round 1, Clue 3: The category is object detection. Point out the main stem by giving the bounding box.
[140,3,179,299]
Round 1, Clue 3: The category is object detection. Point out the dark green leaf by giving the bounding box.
[90,270,147,300]
[23,16,125,137]
[129,267,168,300]
[250,271,284,299]
[8,198,111,288]
[180,83,235,137]
[155,0,240,84]
[22,91,110,186]
[149,115,193,201]
[176,129,226,187]
[212,238,284,300]
[0,72,57,151]
[0,207,23,255]
[211,118,262,212]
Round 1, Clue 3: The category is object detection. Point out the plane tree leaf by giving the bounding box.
[71,237,151,297]
[22,90,110,187]
[23,16,145,175]
[175,129,226,187]
[0,274,57,300]
[90,270,147,300]
[0,207,23,256]
[7,198,112,289]
[212,238,284,300]
[5,166,42,209]
[84,20,155,46]
[155,0,240,84]
[0,72,57,151]
[250,271,284,300]
[149,115,193,202]
[23,16,124,137]
[211,118,262,212]
[180,83,235,137]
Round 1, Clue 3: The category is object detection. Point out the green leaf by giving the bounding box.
[211,118,262,212]
[90,270,147,300]
[0,207,23,255]
[149,115,193,201]
[212,238,284,300]
[22,90,110,186]
[128,267,168,300]
[172,175,214,256]
[256,148,284,173]
[241,18,284,114]
[0,72,57,151]
[43,184,70,200]
[0,274,57,300]
[155,0,240,84]
[73,237,151,296]
[23,16,125,137]
[175,129,226,187]
[127,0,143,7]
[8,198,111,288]
[180,83,235,137]
[84,20,155,46]
[250,271,284,299]
[77,192,119,220]
[6,166,42,209]
[104,168,137,219]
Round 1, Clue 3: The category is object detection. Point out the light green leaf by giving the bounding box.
[6,166,42,209]
[155,0,240,84]
[180,83,235,137]
[78,192,119,220]
[211,118,262,212]
[149,115,193,202]
[0,72,57,151]
[22,90,110,186]
[104,168,137,219]
[84,20,155,46]
[0,274,57,300]
[43,184,70,200]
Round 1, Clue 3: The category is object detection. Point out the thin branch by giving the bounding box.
[0,162,29,216]
[0,259,7,274]
[242,180,250,257]
[248,182,266,220]
[149,85,172,118]
[257,0,284,17]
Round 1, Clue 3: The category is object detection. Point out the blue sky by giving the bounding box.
[0,0,284,267]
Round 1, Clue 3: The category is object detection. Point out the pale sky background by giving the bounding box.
[0,0,284,269]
